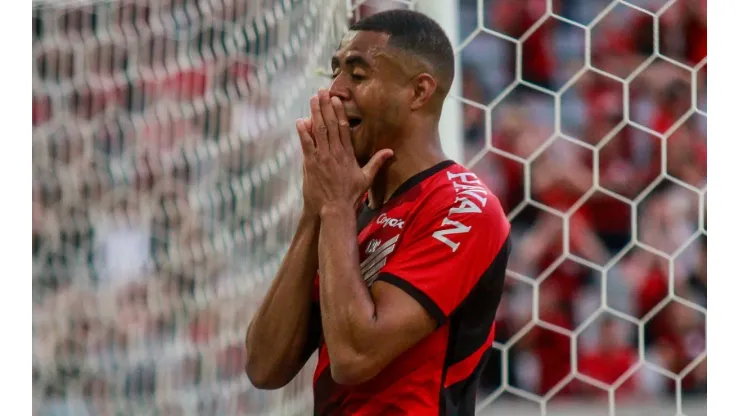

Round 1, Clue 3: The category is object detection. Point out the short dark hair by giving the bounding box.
[350,9,454,93]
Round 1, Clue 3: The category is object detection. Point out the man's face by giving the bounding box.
[329,31,410,165]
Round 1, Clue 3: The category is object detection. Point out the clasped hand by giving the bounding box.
[296,89,393,216]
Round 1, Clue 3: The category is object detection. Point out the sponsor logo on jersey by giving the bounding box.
[377,213,405,229]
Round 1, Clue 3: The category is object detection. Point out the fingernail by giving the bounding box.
[331,96,341,106]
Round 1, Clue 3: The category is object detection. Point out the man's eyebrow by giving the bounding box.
[346,55,371,68]
[330,54,371,70]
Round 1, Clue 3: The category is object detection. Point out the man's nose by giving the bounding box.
[329,77,351,101]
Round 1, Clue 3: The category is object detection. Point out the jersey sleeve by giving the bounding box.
[375,194,511,327]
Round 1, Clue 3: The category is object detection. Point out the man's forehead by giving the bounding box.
[335,30,390,58]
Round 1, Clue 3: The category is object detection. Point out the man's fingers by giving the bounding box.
[331,96,352,152]
[296,118,315,157]
[362,149,394,181]
[319,89,340,153]
[310,95,329,154]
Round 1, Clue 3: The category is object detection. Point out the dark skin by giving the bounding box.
[245,30,451,387]
[244,212,320,389]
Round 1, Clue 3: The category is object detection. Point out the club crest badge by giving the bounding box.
[365,239,382,254]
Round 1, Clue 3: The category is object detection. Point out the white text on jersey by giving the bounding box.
[432,171,489,252]
[377,213,405,229]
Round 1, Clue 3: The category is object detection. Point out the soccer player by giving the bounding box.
[245,9,511,415]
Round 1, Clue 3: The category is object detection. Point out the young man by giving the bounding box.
[245,9,511,415]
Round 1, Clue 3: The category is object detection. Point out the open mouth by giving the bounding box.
[348,117,362,129]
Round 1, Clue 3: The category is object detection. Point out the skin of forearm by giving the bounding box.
[318,204,378,370]
[245,212,320,387]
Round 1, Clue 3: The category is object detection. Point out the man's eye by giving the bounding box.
[351,73,365,81]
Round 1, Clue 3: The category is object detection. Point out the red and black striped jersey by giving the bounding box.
[308,160,511,415]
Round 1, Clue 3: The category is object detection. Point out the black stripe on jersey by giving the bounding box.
[445,236,510,365]
[439,236,510,416]
[441,349,493,416]
[375,272,446,328]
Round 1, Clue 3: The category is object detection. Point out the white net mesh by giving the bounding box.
[446,0,707,414]
[33,0,346,414]
[32,0,707,415]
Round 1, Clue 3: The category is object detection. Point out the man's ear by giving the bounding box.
[409,73,437,111]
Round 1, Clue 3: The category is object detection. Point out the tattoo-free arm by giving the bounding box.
[317,204,437,385]
[245,213,322,389]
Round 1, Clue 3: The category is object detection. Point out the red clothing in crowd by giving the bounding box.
[492,0,554,86]
[579,347,637,393]
[531,315,571,395]
[638,266,669,318]
[490,133,525,213]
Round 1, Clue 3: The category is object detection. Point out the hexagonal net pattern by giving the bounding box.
[33,0,347,414]
[31,1,707,416]
[441,0,706,414]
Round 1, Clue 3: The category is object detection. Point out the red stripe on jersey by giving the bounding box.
[444,323,496,388]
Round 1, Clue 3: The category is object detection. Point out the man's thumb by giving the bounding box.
[362,149,394,179]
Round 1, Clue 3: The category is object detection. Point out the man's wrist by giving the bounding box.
[299,208,321,226]
[319,203,356,220]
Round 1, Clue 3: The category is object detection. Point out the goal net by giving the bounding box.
[33,0,346,414]
[32,0,707,415]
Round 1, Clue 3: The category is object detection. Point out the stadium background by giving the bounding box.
[31,0,707,414]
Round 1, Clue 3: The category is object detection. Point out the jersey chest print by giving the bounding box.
[358,213,403,286]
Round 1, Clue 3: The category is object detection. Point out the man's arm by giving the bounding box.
[317,205,437,385]
[245,213,322,389]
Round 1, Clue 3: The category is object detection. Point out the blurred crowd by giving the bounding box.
[32,0,706,414]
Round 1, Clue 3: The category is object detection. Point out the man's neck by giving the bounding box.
[366,138,448,209]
